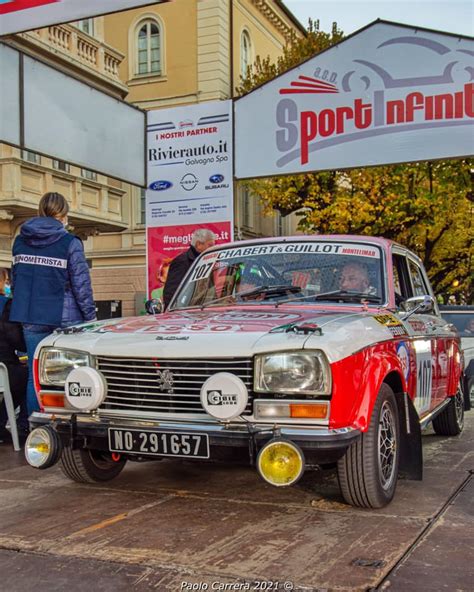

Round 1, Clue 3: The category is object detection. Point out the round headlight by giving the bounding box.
[257,439,305,487]
[254,351,331,395]
[25,426,62,469]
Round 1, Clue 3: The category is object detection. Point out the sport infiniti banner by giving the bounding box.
[235,21,474,179]
[0,0,167,36]
[146,101,233,299]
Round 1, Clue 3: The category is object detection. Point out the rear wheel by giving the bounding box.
[337,384,400,508]
[432,386,464,436]
[60,447,126,483]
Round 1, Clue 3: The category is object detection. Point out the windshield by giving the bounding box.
[171,240,385,309]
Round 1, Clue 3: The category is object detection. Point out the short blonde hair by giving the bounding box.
[38,192,69,218]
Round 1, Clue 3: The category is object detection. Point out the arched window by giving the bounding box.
[240,30,251,77]
[137,21,161,75]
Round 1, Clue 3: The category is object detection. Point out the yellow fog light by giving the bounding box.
[25,426,62,469]
[257,439,305,487]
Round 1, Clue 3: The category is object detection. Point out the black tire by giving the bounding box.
[60,446,126,483]
[468,377,474,407]
[337,384,400,509]
[432,386,464,436]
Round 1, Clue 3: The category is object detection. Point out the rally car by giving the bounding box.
[25,235,465,508]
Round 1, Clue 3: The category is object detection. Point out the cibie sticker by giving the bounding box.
[65,367,107,411]
[200,372,248,420]
[396,341,410,382]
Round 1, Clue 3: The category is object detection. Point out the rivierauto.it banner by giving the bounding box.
[146,101,233,299]
[0,0,168,36]
[235,21,474,179]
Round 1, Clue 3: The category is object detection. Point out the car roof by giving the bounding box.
[204,234,426,268]
[207,234,402,253]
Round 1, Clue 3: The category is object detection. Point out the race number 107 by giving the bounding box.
[190,262,214,282]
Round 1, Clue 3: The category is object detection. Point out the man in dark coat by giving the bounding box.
[163,229,216,309]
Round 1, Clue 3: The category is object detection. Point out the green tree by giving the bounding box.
[236,19,344,96]
[238,21,473,302]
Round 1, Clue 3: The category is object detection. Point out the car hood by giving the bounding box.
[44,305,394,363]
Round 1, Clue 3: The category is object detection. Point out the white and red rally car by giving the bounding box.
[25,235,466,508]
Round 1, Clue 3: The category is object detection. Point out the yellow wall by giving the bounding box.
[233,0,285,90]
[104,2,198,108]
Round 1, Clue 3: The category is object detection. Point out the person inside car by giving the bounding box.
[465,318,474,335]
[235,265,266,301]
[339,262,377,295]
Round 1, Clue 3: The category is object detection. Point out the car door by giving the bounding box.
[391,251,438,416]
[406,256,452,410]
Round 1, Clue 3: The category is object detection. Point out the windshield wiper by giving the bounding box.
[278,289,382,305]
[200,284,301,309]
[318,290,381,303]
[237,284,301,300]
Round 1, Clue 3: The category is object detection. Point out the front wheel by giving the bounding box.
[337,384,400,508]
[432,386,464,436]
[60,446,127,483]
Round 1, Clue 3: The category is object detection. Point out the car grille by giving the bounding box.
[96,356,254,415]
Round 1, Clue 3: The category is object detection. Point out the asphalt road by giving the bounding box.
[0,415,473,592]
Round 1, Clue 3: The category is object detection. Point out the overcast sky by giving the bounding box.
[284,0,473,37]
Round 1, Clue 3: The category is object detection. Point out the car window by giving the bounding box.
[408,259,429,297]
[440,312,474,337]
[392,253,412,302]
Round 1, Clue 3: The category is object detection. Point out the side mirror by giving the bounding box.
[145,298,163,315]
[403,295,435,318]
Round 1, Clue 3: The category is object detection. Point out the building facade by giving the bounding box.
[0,1,304,316]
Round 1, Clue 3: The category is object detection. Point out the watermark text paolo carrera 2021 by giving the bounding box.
[180,580,298,591]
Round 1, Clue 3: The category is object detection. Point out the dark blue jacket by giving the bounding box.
[11,217,96,329]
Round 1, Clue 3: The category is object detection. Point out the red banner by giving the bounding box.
[0,0,59,15]
[147,222,232,300]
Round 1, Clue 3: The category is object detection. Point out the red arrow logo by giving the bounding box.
[0,0,60,15]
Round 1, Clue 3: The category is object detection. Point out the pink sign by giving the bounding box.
[147,221,232,300]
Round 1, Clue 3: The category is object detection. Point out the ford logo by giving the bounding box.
[148,180,173,191]
[209,174,224,184]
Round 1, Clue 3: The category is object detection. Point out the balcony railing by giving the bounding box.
[18,24,125,91]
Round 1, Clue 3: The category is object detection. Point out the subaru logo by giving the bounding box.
[209,174,224,184]
[148,180,173,191]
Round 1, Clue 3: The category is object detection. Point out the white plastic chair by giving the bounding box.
[0,362,20,451]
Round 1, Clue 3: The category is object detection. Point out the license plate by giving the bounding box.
[108,428,210,459]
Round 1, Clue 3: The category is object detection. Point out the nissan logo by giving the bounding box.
[180,173,198,191]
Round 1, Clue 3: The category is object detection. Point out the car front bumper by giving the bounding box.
[30,412,361,465]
